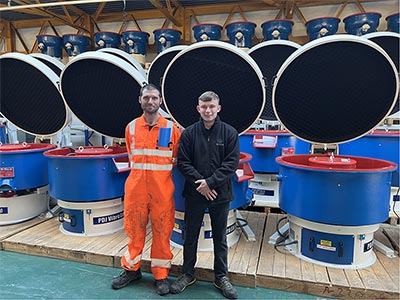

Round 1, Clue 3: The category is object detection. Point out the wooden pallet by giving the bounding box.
[1,211,399,299]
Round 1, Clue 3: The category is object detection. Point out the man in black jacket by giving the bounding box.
[170,91,240,299]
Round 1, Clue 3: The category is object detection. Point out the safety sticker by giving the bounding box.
[0,167,14,178]
[317,244,336,251]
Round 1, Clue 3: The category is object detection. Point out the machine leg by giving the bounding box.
[236,210,256,242]
[373,240,397,258]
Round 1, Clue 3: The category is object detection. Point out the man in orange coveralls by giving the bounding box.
[111,83,181,296]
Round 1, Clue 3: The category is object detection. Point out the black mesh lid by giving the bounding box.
[272,35,399,145]
[0,53,67,136]
[60,51,147,139]
[148,45,188,88]
[148,45,188,113]
[248,40,300,121]
[364,32,399,115]
[162,41,266,134]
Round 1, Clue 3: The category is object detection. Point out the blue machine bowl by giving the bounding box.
[153,28,182,53]
[261,19,294,40]
[343,12,381,35]
[193,23,222,42]
[305,17,340,40]
[386,13,400,33]
[62,34,91,57]
[36,35,63,58]
[173,152,254,211]
[226,22,256,48]
[94,32,121,49]
[277,154,397,226]
[239,130,310,173]
[122,30,150,55]
[44,146,129,201]
[0,143,56,190]
[339,132,399,187]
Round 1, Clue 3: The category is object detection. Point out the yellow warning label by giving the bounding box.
[320,240,332,247]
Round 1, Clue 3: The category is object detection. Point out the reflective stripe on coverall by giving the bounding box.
[121,114,180,280]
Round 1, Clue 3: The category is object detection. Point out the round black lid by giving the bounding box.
[148,45,188,113]
[148,45,188,88]
[60,51,147,139]
[272,35,399,145]
[0,53,68,136]
[364,32,399,115]
[162,41,266,134]
[248,40,300,121]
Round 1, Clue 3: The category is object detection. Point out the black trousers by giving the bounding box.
[182,198,230,280]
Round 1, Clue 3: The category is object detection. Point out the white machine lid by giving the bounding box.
[162,41,266,134]
[97,47,147,78]
[29,53,64,76]
[248,40,300,121]
[0,52,68,136]
[60,51,147,139]
[272,35,399,145]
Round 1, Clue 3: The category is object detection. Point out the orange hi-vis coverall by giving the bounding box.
[121,113,181,280]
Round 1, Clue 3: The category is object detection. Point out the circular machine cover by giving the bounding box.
[248,40,300,121]
[0,53,68,136]
[363,31,400,115]
[162,41,266,134]
[147,45,188,88]
[60,51,147,139]
[97,47,147,78]
[147,45,188,114]
[29,53,64,76]
[272,35,399,145]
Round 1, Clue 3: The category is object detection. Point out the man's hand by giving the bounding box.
[195,179,218,201]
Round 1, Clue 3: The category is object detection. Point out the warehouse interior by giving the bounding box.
[0,0,399,299]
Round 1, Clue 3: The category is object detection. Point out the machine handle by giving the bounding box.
[111,155,130,173]
[309,237,314,252]
[338,242,344,257]
[235,161,254,182]
[59,213,76,227]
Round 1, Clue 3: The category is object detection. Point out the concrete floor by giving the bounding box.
[0,251,327,300]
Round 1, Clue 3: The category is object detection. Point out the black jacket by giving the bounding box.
[177,116,240,203]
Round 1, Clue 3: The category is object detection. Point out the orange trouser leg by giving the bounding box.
[121,196,149,271]
[149,194,175,280]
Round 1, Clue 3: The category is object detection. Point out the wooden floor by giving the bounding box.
[0,211,399,299]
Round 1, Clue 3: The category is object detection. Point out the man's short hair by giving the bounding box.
[198,91,220,103]
[140,83,161,97]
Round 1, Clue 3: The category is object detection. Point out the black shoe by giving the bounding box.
[155,278,170,296]
[170,273,197,294]
[214,276,238,299]
[111,269,142,290]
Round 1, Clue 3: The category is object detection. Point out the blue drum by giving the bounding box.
[339,132,399,186]
[239,130,310,173]
[0,143,56,192]
[277,154,397,226]
[44,146,129,201]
